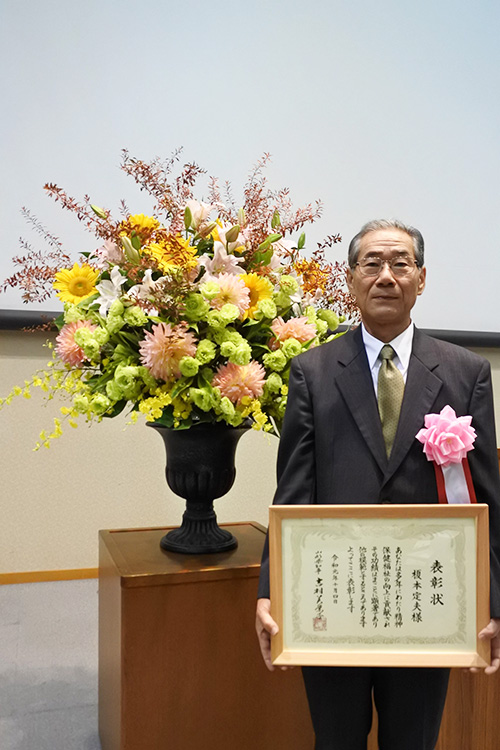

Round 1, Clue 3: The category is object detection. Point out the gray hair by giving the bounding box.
[348,219,425,268]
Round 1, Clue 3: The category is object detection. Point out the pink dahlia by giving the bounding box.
[210,273,250,317]
[55,320,97,367]
[139,322,197,381]
[270,316,316,349]
[212,361,266,404]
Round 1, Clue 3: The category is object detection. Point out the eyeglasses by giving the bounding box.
[355,257,419,277]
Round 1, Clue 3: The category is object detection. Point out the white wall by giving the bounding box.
[2,330,500,574]
[1,0,500,331]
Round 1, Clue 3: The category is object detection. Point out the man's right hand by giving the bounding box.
[255,598,278,671]
[256,597,290,672]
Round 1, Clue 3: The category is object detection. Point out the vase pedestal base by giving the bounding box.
[160,509,238,554]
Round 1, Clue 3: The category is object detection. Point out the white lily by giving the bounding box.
[127,269,166,301]
[214,222,247,252]
[93,240,124,268]
[185,199,213,229]
[272,238,296,259]
[95,266,127,316]
[198,242,245,278]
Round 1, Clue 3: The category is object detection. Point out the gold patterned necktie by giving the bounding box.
[377,344,405,457]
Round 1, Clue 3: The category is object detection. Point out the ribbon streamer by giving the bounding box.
[433,458,477,504]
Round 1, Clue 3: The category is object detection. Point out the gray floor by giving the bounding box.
[0,579,101,750]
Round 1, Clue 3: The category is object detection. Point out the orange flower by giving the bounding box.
[55,320,97,366]
[294,259,329,295]
[271,316,316,344]
[213,361,266,404]
[143,234,198,274]
[139,322,197,382]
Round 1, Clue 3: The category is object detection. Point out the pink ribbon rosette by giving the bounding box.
[416,405,477,504]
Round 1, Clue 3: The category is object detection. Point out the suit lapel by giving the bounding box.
[336,328,388,473]
[384,329,443,480]
[336,327,444,481]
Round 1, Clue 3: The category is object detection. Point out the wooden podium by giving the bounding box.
[98,522,314,750]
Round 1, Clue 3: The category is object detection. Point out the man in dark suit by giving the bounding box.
[256,219,500,750]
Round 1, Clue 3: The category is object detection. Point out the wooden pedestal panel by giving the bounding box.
[366,667,500,749]
[98,523,314,750]
[435,669,500,750]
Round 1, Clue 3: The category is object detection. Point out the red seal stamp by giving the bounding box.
[313,617,327,631]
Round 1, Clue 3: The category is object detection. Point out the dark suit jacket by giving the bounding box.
[258,326,500,616]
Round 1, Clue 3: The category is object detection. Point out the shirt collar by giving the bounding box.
[361,322,414,372]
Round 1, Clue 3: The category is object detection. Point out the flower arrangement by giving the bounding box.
[1,151,358,448]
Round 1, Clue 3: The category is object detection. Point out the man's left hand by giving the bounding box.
[467,618,500,674]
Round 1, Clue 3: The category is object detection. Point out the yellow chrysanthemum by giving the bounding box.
[119,213,160,243]
[53,263,99,304]
[143,234,198,274]
[241,273,274,319]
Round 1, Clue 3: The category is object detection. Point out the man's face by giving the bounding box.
[346,228,426,340]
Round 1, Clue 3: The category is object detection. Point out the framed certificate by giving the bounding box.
[269,504,490,668]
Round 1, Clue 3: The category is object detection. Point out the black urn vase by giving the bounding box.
[148,422,249,554]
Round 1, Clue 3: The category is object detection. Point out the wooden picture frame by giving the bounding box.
[269,504,490,668]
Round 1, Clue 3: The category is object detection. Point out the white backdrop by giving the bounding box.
[1,0,499,331]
